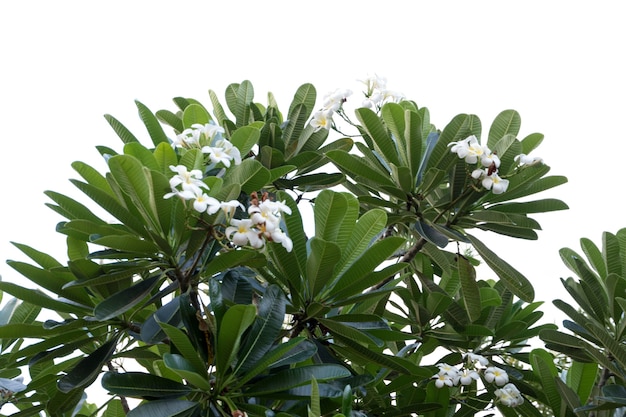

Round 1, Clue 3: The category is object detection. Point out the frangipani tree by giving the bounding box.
[0,76,570,417]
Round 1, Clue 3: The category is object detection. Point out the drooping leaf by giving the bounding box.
[58,333,121,393]
[94,274,162,321]
[467,233,534,302]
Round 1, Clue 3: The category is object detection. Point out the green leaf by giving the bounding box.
[58,333,120,393]
[0,282,90,314]
[467,233,534,302]
[223,158,270,193]
[288,83,316,118]
[236,285,286,374]
[314,190,349,243]
[154,142,179,175]
[101,371,192,399]
[230,125,260,157]
[530,349,561,416]
[489,198,568,214]
[355,107,400,166]
[156,109,184,133]
[566,360,598,405]
[520,132,544,154]
[163,353,211,391]
[108,154,161,232]
[231,338,311,389]
[307,237,341,296]
[127,400,198,417]
[216,304,256,379]
[330,237,406,299]
[94,274,161,320]
[458,256,481,322]
[182,103,210,128]
[326,149,397,188]
[103,399,126,417]
[136,100,169,146]
[487,109,521,149]
[104,114,139,144]
[245,364,350,396]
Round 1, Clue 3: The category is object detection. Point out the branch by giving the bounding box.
[371,237,428,290]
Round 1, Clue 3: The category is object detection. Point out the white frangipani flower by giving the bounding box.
[164,165,208,199]
[465,352,489,367]
[482,172,510,194]
[515,153,543,166]
[432,372,455,388]
[484,366,509,386]
[310,109,334,132]
[494,383,524,407]
[456,369,480,385]
[448,135,489,165]
[225,219,264,249]
[190,190,221,215]
[322,88,352,112]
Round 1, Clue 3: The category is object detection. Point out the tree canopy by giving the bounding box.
[1,77,623,417]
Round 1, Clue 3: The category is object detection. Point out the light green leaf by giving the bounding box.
[104,114,139,144]
[182,103,210,128]
[487,109,521,149]
[230,125,260,157]
[163,353,210,391]
[223,158,270,193]
[136,100,169,146]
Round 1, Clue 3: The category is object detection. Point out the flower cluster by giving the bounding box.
[448,135,509,194]
[449,135,543,195]
[164,165,241,215]
[225,192,293,252]
[359,74,404,110]
[173,122,242,168]
[310,88,352,132]
[432,352,524,408]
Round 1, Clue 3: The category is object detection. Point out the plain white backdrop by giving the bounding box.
[1,1,625,327]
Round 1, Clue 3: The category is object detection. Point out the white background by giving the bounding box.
[1,0,624,339]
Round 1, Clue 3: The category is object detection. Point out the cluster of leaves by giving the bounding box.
[0,79,573,417]
[539,229,626,416]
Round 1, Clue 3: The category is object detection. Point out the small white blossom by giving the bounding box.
[220,200,245,217]
[465,352,489,367]
[484,366,509,386]
[190,190,221,215]
[448,135,489,165]
[432,372,455,388]
[436,363,460,377]
[225,219,265,249]
[0,376,27,399]
[322,88,352,112]
[495,383,524,407]
[482,172,510,194]
[164,165,208,199]
[515,153,543,166]
[456,369,480,385]
[310,109,334,131]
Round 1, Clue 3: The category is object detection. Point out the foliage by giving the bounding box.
[539,230,626,416]
[0,77,572,416]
